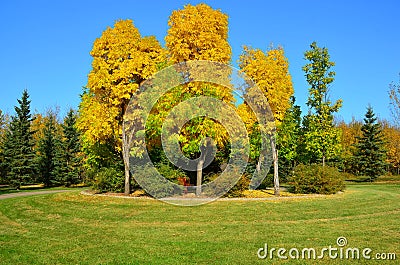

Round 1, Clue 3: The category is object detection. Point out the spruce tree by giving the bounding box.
[2,90,36,188]
[54,109,82,186]
[277,97,302,179]
[353,106,386,181]
[36,113,58,187]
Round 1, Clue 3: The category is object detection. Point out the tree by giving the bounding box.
[0,110,8,182]
[381,121,400,175]
[239,46,294,196]
[276,97,302,179]
[2,90,36,188]
[36,112,59,187]
[337,118,362,173]
[77,19,166,195]
[163,3,233,195]
[302,42,342,166]
[353,106,386,180]
[389,75,400,126]
[55,109,82,186]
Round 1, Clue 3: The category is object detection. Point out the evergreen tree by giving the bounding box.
[54,109,82,186]
[36,113,58,187]
[2,90,36,188]
[276,97,302,179]
[353,106,386,180]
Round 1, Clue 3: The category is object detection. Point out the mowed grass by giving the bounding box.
[0,184,399,264]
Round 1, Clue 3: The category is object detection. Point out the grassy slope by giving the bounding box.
[0,184,398,264]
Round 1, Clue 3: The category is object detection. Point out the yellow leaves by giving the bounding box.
[78,19,166,148]
[166,3,231,63]
[77,93,120,145]
[383,125,400,169]
[239,46,294,125]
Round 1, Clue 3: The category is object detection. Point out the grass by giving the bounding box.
[0,184,84,195]
[0,184,399,264]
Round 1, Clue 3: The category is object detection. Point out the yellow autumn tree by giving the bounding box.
[382,121,400,174]
[77,19,166,195]
[161,3,234,195]
[239,46,294,195]
[337,118,362,173]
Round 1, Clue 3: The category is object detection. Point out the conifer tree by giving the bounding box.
[2,90,36,188]
[353,106,386,180]
[55,109,82,186]
[36,113,58,187]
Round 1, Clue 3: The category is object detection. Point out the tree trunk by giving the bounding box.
[322,155,325,167]
[122,129,130,196]
[124,160,130,196]
[196,157,204,196]
[271,139,279,196]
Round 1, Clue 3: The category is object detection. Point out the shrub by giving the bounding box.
[155,162,187,183]
[132,164,180,198]
[204,172,251,198]
[89,167,124,193]
[288,164,345,195]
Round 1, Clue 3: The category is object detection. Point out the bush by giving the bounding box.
[132,164,180,198]
[204,172,251,198]
[88,167,124,193]
[288,164,345,195]
[155,162,187,183]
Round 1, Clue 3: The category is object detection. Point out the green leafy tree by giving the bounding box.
[302,42,342,166]
[2,90,36,188]
[353,106,386,180]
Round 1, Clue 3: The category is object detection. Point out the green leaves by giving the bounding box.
[302,42,342,165]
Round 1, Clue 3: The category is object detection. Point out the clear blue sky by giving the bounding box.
[1,0,399,123]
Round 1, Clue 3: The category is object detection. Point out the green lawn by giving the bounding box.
[0,184,398,264]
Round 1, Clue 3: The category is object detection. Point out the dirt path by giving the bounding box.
[0,190,72,200]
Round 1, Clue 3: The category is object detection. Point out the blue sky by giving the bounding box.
[0,0,399,123]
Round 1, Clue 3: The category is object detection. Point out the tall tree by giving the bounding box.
[302,42,342,166]
[276,97,302,179]
[2,90,36,188]
[0,110,8,182]
[77,19,166,195]
[164,3,233,195]
[239,46,294,196]
[55,109,82,186]
[36,112,59,187]
[353,106,386,180]
[389,75,400,126]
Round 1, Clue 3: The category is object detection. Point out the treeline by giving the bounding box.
[277,103,400,182]
[0,89,398,191]
[0,90,83,188]
[0,3,399,194]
